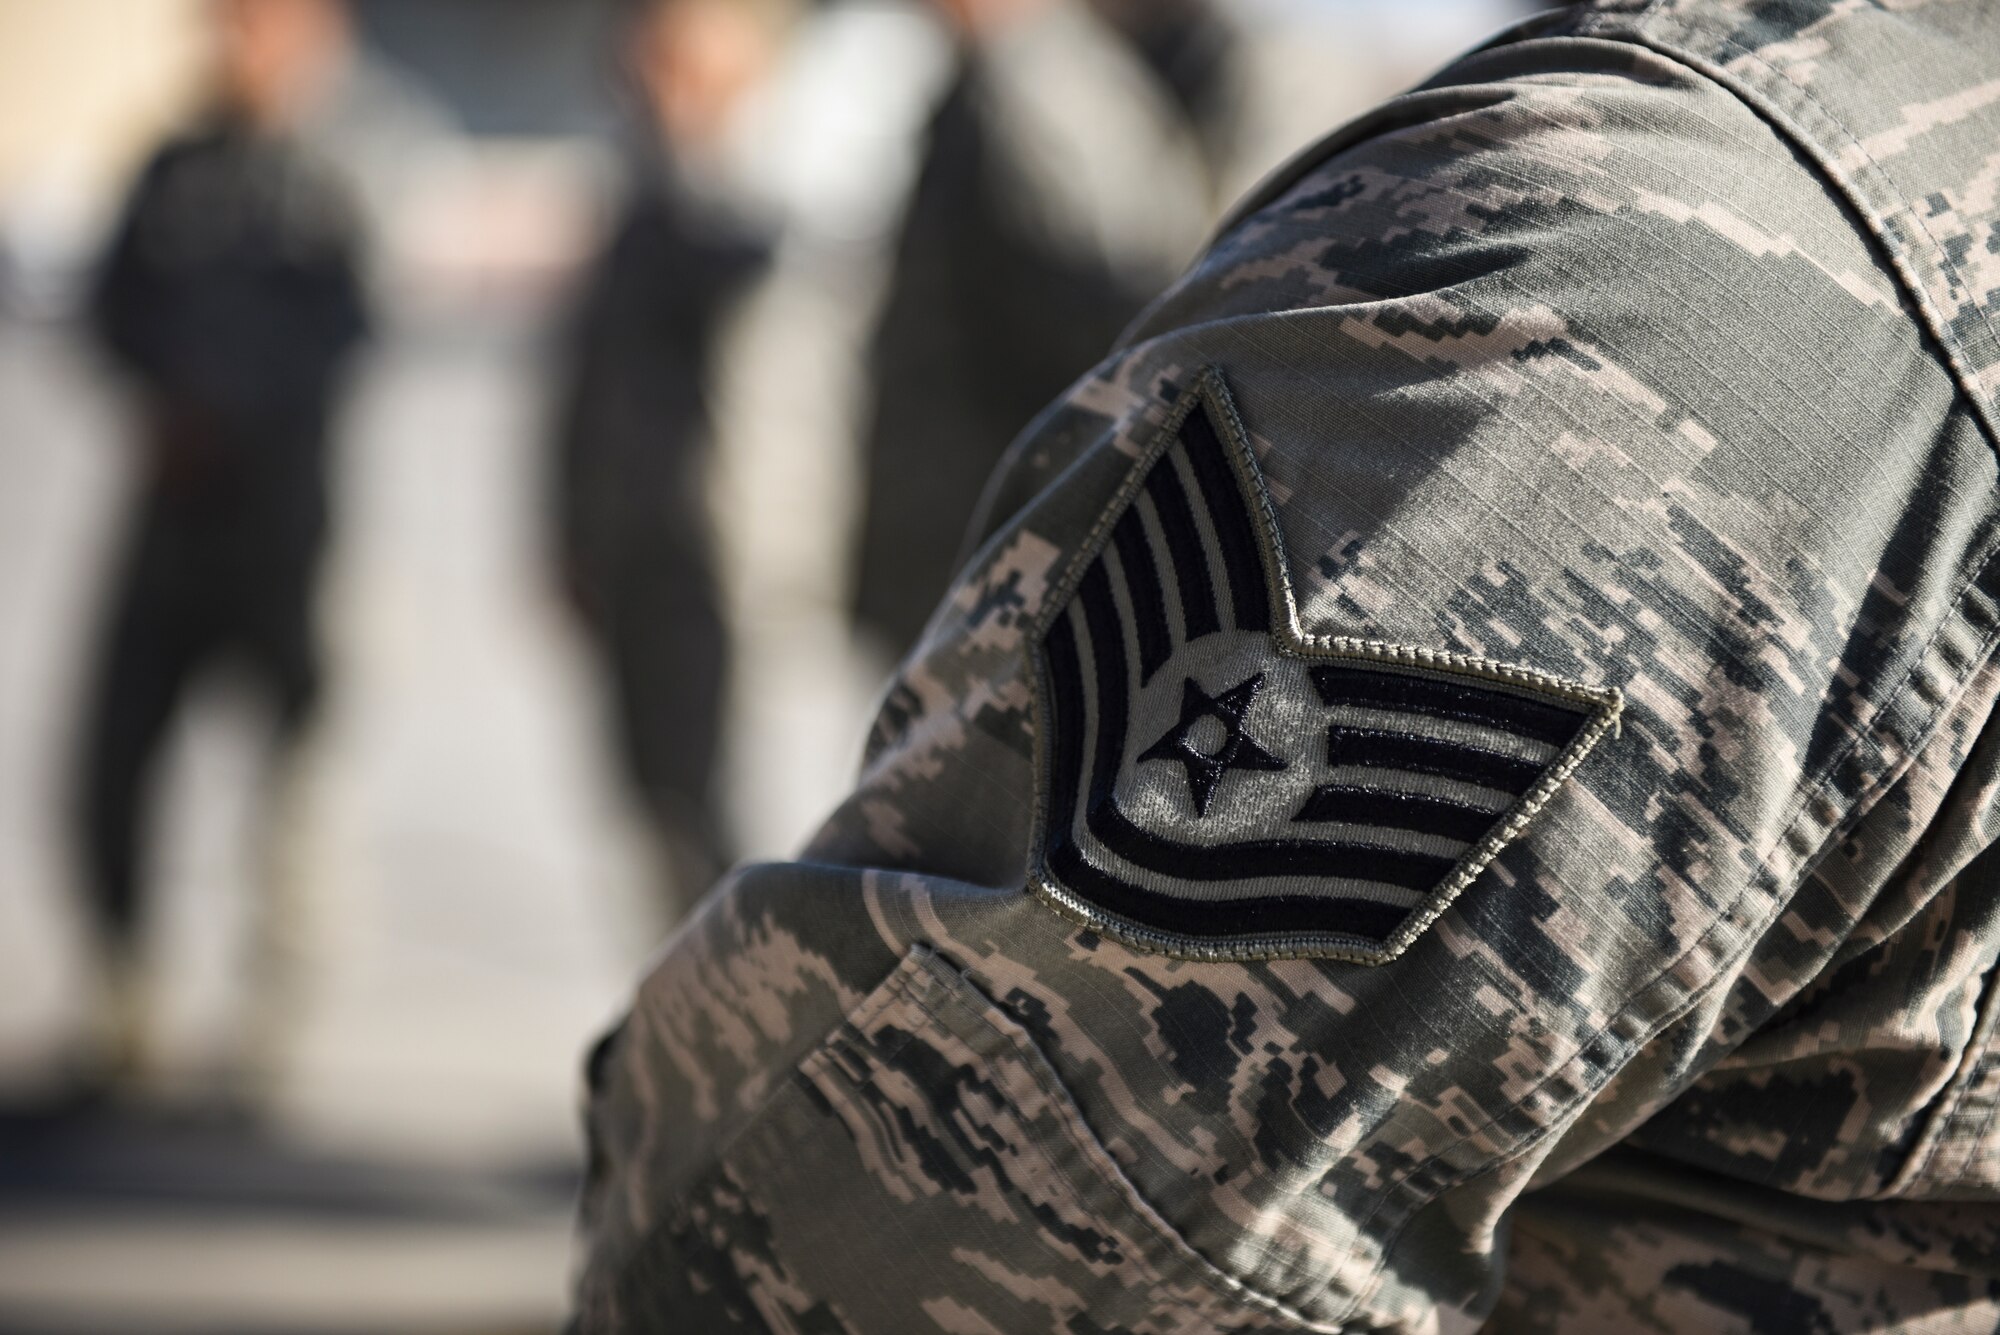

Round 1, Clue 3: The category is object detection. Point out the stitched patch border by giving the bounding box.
[1024,365,1622,964]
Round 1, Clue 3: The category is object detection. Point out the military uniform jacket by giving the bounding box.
[574,1,2000,1329]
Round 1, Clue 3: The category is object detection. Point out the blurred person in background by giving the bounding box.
[1082,0,1393,211]
[73,0,368,1104]
[552,0,785,920]
[848,0,1207,662]
[1083,0,1238,194]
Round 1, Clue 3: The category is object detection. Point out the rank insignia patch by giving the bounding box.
[1029,367,1621,964]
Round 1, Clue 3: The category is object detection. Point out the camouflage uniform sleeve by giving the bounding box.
[573,15,2000,1333]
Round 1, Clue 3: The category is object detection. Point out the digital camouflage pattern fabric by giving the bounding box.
[572,1,2000,1330]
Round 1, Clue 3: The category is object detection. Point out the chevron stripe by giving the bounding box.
[1038,383,1601,952]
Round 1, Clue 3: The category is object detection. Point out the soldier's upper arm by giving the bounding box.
[573,25,2000,1334]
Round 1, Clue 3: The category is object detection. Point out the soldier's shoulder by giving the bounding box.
[1141,21,1892,350]
[965,0,1982,924]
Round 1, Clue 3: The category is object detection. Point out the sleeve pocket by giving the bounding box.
[584,943,1312,1333]
[1891,958,2000,1198]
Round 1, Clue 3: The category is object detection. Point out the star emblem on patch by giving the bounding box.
[1138,674,1286,816]
[1028,367,1621,964]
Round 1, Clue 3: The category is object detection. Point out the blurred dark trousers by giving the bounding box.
[74,477,326,948]
[584,559,730,901]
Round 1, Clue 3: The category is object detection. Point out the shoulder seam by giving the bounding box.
[1578,11,2000,455]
